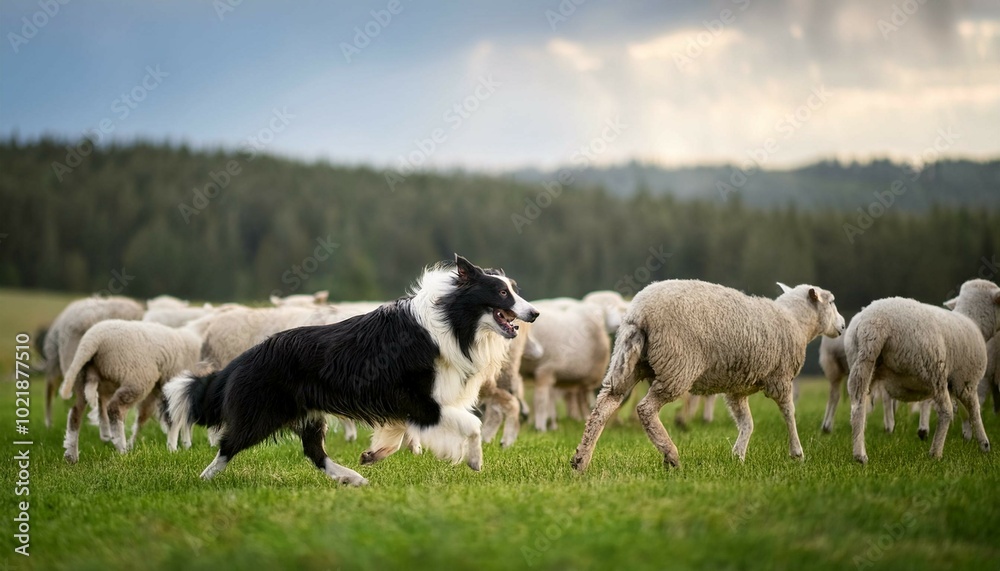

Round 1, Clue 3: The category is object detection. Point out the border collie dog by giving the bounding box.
[163,255,538,486]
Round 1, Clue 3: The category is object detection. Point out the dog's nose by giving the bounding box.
[527,308,540,322]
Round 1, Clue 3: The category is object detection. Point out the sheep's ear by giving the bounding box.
[314,290,329,304]
[808,288,820,303]
[776,282,793,294]
[269,295,282,306]
[943,297,958,310]
[455,254,480,283]
[994,291,1000,305]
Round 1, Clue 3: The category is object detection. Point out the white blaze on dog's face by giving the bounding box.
[449,255,539,341]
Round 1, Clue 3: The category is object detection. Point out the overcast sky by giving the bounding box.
[2,0,998,171]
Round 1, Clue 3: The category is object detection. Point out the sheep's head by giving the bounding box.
[582,290,630,334]
[777,282,846,338]
[948,279,1000,340]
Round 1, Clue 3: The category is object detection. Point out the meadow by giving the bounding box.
[1,289,998,571]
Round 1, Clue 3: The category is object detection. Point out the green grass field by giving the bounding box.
[1,290,998,570]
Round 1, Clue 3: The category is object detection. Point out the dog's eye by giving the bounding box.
[500,289,508,297]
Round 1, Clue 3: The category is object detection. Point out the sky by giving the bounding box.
[2,0,998,172]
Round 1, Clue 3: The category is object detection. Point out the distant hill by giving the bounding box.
[508,159,1000,211]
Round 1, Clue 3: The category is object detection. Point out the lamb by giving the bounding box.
[58,319,203,462]
[845,279,1000,463]
[480,320,541,447]
[571,280,845,472]
[41,296,145,427]
[521,295,623,432]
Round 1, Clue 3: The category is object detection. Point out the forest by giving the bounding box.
[1,137,998,318]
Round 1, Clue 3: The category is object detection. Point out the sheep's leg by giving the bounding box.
[928,389,954,459]
[533,371,555,432]
[848,358,876,464]
[725,394,754,462]
[675,393,695,430]
[821,376,842,433]
[106,386,143,454]
[128,391,160,450]
[917,400,931,440]
[571,379,638,472]
[339,416,357,442]
[63,380,88,464]
[954,387,990,453]
[548,389,559,430]
[45,373,56,428]
[98,394,112,442]
[481,402,504,443]
[481,384,520,447]
[882,388,896,434]
[703,394,716,423]
[299,415,368,486]
[769,387,803,459]
[636,388,682,469]
[565,389,583,421]
[360,422,407,465]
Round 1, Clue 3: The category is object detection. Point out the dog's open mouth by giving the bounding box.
[492,308,518,338]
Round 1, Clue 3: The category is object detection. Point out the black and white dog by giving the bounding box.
[163,255,538,486]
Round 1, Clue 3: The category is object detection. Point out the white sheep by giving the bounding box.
[983,338,999,414]
[58,320,203,462]
[42,296,145,428]
[845,279,1000,463]
[571,280,845,472]
[143,303,216,327]
[146,295,191,310]
[269,290,329,307]
[521,294,625,432]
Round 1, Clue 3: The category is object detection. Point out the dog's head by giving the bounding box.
[449,254,539,340]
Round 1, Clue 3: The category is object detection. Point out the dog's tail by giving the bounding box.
[163,370,226,450]
[58,331,101,399]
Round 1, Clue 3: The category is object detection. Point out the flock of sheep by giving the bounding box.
[36,276,1000,472]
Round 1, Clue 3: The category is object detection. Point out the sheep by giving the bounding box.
[571,280,845,472]
[269,290,329,307]
[143,303,216,327]
[521,299,614,432]
[845,279,1000,463]
[58,320,203,462]
[983,338,999,413]
[480,320,541,447]
[146,295,190,310]
[42,296,145,428]
[675,393,717,429]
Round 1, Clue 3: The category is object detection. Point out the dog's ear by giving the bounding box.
[455,254,480,283]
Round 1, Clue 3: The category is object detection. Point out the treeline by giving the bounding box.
[1,138,998,318]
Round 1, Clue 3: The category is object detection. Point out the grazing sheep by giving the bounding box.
[58,320,203,462]
[269,290,329,307]
[42,296,145,428]
[845,279,1000,463]
[571,280,845,472]
[480,321,540,447]
[521,299,614,432]
[675,393,717,429]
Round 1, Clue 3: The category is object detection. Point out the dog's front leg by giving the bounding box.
[416,407,483,471]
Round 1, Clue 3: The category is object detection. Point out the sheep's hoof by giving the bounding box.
[821,425,832,434]
[854,454,868,465]
[663,455,681,469]
[884,426,894,434]
[467,458,482,472]
[980,441,991,453]
[790,451,804,461]
[917,429,928,441]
